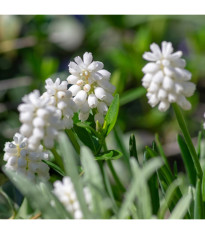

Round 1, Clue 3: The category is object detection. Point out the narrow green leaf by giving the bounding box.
[58,133,91,218]
[50,148,64,171]
[144,151,160,215]
[15,198,34,219]
[103,94,119,136]
[158,178,183,219]
[95,150,122,161]
[202,167,205,202]
[155,134,172,174]
[146,146,184,212]
[0,189,14,219]
[142,157,163,179]
[169,191,192,219]
[194,178,203,219]
[129,134,138,162]
[102,165,118,215]
[65,129,81,155]
[3,168,71,219]
[42,160,65,176]
[113,127,130,168]
[197,131,202,158]
[119,157,163,219]
[120,87,146,106]
[173,161,178,178]
[172,103,203,179]
[146,147,174,184]
[177,134,196,186]
[81,146,108,218]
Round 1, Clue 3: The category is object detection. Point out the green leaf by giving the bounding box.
[74,124,101,155]
[3,168,70,219]
[146,147,174,185]
[81,146,108,218]
[129,134,138,162]
[202,167,205,202]
[113,127,130,168]
[120,87,146,106]
[172,103,203,179]
[177,134,196,186]
[95,150,122,161]
[103,94,119,136]
[194,178,203,219]
[158,178,183,219]
[102,165,118,215]
[144,151,160,215]
[65,129,81,155]
[58,133,91,218]
[119,157,163,219]
[169,191,192,219]
[42,160,65,176]
[197,131,202,158]
[15,198,34,219]
[146,146,184,213]
[0,189,14,219]
[50,148,64,171]
[155,134,172,174]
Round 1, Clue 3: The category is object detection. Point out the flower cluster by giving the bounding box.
[67,52,115,125]
[3,133,50,181]
[142,41,196,112]
[42,78,77,129]
[53,176,92,219]
[18,90,62,150]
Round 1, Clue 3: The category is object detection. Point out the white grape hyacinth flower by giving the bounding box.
[142,41,196,112]
[42,77,77,129]
[53,177,92,219]
[67,52,115,125]
[18,90,62,150]
[3,133,50,181]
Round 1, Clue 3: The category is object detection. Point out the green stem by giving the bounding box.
[103,140,126,192]
[172,103,202,180]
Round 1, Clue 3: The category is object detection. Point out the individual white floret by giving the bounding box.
[67,52,115,125]
[43,78,77,129]
[3,133,50,181]
[53,176,91,219]
[142,41,196,112]
[18,90,62,150]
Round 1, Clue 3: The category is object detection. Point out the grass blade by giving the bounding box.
[194,178,203,219]
[58,132,91,218]
[177,134,196,186]
[169,191,192,219]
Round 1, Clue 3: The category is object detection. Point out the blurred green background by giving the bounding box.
[1,15,205,183]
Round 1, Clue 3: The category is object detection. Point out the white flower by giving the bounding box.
[53,176,92,219]
[18,90,62,150]
[43,78,77,129]
[142,41,196,112]
[67,52,115,125]
[3,133,50,181]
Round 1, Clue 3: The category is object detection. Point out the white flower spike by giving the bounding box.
[53,177,92,219]
[67,52,115,125]
[42,77,77,129]
[3,133,50,181]
[18,90,62,150]
[142,41,196,112]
